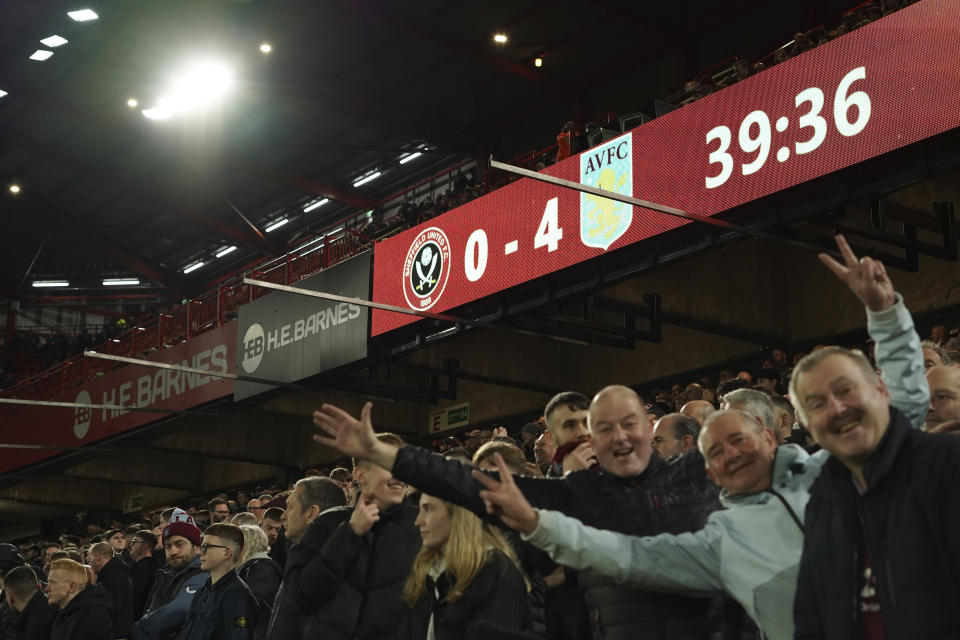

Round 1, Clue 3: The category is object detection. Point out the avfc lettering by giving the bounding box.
[582,140,630,175]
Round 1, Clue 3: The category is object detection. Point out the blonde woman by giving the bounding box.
[400,493,531,639]
[236,524,283,611]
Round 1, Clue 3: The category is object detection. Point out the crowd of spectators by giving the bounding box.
[1,236,959,639]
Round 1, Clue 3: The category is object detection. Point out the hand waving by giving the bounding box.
[473,453,540,535]
[818,234,896,312]
[313,402,378,460]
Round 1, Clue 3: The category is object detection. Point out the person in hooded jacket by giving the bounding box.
[285,433,421,640]
[133,509,208,640]
[46,559,112,640]
[89,542,134,638]
[3,565,56,640]
[399,493,531,640]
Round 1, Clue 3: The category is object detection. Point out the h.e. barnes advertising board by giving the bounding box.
[0,321,237,474]
[235,252,371,400]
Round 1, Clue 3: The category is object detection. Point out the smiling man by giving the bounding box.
[792,347,960,637]
[312,387,729,640]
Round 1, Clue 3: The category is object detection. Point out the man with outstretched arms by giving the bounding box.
[464,235,930,640]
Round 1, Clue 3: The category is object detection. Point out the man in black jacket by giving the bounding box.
[46,559,113,640]
[285,433,421,640]
[180,523,259,640]
[128,531,159,619]
[89,542,134,638]
[4,565,56,640]
[314,391,726,640]
[266,476,345,640]
[792,344,960,638]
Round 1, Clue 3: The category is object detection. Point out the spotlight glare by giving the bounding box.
[0,90,7,98]
[493,33,507,44]
[67,9,99,21]
[40,35,68,47]
[260,43,272,54]
[534,57,543,67]
[29,50,54,61]
[127,98,138,108]
[9,184,21,194]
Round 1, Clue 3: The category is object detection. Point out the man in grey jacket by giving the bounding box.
[471,234,929,640]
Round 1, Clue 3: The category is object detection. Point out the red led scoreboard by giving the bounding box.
[372,0,960,336]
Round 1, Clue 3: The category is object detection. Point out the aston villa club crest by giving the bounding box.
[402,227,451,311]
[580,133,633,251]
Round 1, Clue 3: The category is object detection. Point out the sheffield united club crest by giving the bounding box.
[402,227,451,311]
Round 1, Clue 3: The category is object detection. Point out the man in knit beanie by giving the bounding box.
[132,508,209,640]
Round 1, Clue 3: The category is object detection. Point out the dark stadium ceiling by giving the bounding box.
[0,0,854,303]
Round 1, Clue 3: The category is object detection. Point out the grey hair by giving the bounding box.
[788,346,878,423]
[237,525,269,566]
[293,476,347,512]
[921,340,952,366]
[697,409,764,455]
[231,512,259,527]
[722,388,776,432]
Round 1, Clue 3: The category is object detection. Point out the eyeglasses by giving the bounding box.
[199,543,230,554]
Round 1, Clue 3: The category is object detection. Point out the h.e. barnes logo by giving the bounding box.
[580,133,633,251]
[402,227,451,311]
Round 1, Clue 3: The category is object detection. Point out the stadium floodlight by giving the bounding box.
[260,43,272,54]
[40,35,68,47]
[127,98,138,108]
[264,218,288,232]
[182,262,204,274]
[67,9,99,21]
[493,34,507,43]
[0,89,7,98]
[102,278,140,286]
[142,59,234,121]
[303,198,329,212]
[9,184,20,193]
[353,172,380,188]
[399,152,421,165]
[32,280,69,288]
[29,50,54,61]
[215,246,236,258]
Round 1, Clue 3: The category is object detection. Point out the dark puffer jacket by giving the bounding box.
[50,584,113,640]
[392,445,725,640]
[97,555,134,638]
[399,550,531,640]
[285,498,421,640]
[795,407,960,639]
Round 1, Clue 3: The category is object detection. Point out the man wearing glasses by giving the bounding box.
[209,498,232,525]
[245,499,264,523]
[129,531,159,619]
[132,509,208,640]
[180,523,260,640]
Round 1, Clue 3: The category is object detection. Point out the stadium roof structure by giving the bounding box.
[0,0,845,302]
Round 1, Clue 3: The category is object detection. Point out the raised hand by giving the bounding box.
[493,426,509,438]
[313,402,378,459]
[818,233,896,312]
[473,453,540,534]
[349,494,380,536]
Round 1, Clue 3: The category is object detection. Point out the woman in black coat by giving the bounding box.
[399,493,531,640]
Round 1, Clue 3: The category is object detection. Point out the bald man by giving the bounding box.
[313,385,728,639]
[680,400,715,426]
[926,365,960,430]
